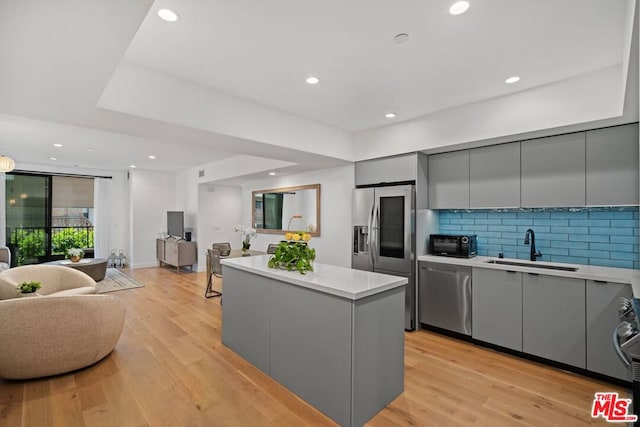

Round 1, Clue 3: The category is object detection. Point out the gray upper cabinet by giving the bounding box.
[521,133,586,207]
[522,274,586,368]
[586,280,632,381]
[428,150,470,209]
[355,153,417,186]
[586,124,639,206]
[469,143,520,208]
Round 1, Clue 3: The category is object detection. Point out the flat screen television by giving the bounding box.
[167,211,184,238]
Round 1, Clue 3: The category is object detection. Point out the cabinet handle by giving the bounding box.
[593,280,608,284]
[506,270,518,274]
[527,272,539,276]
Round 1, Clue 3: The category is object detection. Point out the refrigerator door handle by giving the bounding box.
[368,201,375,267]
[373,203,380,265]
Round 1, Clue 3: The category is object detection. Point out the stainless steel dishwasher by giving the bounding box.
[419,262,472,335]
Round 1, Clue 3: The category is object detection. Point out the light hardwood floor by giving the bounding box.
[0,266,627,426]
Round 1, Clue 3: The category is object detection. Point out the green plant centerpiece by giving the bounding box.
[268,232,316,274]
[18,281,42,294]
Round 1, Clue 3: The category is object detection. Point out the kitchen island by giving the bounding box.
[221,255,407,427]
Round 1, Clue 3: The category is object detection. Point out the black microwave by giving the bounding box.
[429,234,477,258]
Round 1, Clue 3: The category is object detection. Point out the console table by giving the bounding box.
[156,238,197,273]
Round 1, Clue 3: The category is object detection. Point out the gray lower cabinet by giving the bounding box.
[586,280,632,381]
[521,132,586,207]
[586,123,639,206]
[428,150,470,209]
[469,143,521,208]
[522,273,586,368]
[472,268,523,351]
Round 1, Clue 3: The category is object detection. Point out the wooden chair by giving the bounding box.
[266,243,279,254]
[205,249,223,298]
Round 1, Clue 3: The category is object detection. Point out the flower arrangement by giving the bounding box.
[68,248,84,262]
[268,232,316,274]
[18,281,41,294]
[234,225,257,251]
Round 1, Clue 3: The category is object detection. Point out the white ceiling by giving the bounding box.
[124,0,629,132]
[0,0,635,178]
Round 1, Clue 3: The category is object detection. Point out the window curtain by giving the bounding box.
[93,178,112,258]
[0,173,6,245]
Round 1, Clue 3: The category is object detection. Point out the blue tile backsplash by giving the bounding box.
[438,207,640,269]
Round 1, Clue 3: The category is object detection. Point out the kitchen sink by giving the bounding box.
[484,259,579,272]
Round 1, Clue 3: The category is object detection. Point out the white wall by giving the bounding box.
[241,165,354,268]
[129,169,177,268]
[196,184,243,271]
[176,168,199,242]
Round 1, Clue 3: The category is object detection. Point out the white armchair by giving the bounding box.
[0,247,10,272]
[0,265,97,300]
[0,294,126,379]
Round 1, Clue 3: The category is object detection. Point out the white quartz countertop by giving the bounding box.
[221,255,407,300]
[418,254,640,295]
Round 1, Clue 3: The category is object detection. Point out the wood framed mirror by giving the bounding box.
[252,184,321,236]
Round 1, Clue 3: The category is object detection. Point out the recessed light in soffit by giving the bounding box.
[306,76,320,85]
[157,9,180,22]
[505,76,521,84]
[449,1,470,15]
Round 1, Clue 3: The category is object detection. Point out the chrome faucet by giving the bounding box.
[524,228,542,261]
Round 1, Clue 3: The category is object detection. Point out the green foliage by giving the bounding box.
[268,241,316,275]
[14,231,45,264]
[18,281,41,294]
[11,227,94,265]
[51,228,94,255]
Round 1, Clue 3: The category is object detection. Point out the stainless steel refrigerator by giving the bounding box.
[352,184,416,330]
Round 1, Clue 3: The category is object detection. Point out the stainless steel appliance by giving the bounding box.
[614,297,640,424]
[352,184,415,330]
[429,234,477,258]
[419,262,472,335]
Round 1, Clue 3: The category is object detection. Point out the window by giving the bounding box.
[6,173,95,265]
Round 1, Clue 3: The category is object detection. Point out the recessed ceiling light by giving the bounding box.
[393,33,409,44]
[505,76,521,84]
[157,8,179,22]
[49,157,57,161]
[269,172,276,176]
[449,1,470,15]
[306,76,320,85]
[87,148,94,151]
[130,165,137,169]
[53,143,63,147]
[385,113,397,118]
[148,155,156,159]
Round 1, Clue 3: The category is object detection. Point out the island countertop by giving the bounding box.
[221,255,407,300]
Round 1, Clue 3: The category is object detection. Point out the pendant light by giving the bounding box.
[0,155,15,172]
